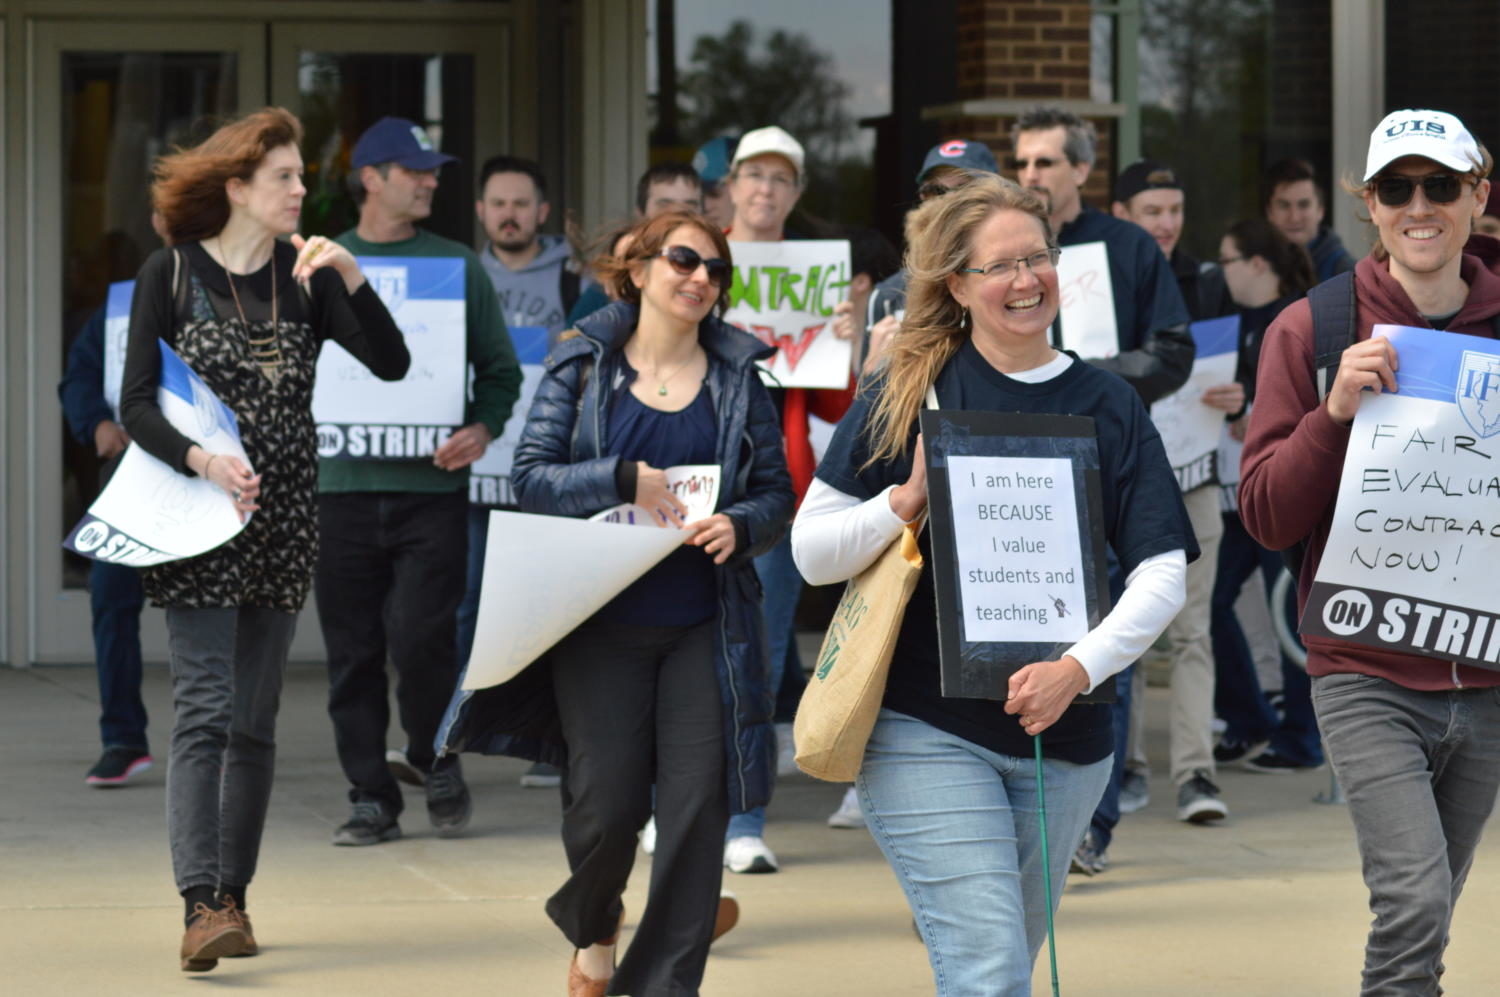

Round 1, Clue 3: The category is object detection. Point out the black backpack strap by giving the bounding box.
[1306,270,1357,403]
[558,265,582,318]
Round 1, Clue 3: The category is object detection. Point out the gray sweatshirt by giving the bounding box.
[478,234,588,341]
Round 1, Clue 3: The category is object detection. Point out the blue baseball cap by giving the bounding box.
[692,136,739,187]
[351,117,458,170]
[916,139,998,183]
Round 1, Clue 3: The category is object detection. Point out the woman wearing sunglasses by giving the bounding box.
[1242,110,1500,993]
[504,210,793,997]
[791,174,1191,995]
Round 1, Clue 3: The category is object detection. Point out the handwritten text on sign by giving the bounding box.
[946,455,1089,644]
[589,465,721,527]
[723,240,852,389]
[313,256,466,460]
[1304,325,1500,670]
[1055,241,1118,360]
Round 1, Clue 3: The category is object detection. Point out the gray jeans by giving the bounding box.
[1312,672,1500,996]
[165,606,295,893]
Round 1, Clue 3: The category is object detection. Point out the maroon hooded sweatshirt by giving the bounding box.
[1239,238,1500,690]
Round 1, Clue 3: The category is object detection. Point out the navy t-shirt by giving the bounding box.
[1058,205,1190,353]
[595,368,719,627]
[814,342,1196,763]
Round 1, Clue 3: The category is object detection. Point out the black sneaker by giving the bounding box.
[85,746,153,787]
[426,759,472,837]
[332,800,401,846]
[1213,736,1268,767]
[1244,749,1321,775]
[1175,769,1228,824]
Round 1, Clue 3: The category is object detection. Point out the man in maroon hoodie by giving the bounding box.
[1241,109,1500,994]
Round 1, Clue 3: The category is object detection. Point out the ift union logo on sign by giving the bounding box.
[366,266,409,313]
[1457,350,1500,438]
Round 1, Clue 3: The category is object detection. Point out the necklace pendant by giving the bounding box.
[658,383,669,396]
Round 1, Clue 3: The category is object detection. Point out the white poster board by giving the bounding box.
[1301,324,1500,672]
[1150,314,1240,492]
[64,341,251,567]
[313,256,466,460]
[1055,241,1119,359]
[102,280,134,417]
[588,464,721,526]
[469,324,549,506]
[724,239,852,389]
[463,466,723,691]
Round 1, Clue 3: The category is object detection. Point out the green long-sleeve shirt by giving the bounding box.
[320,228,522,493]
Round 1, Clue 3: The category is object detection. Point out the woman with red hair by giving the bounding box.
[119,107,409,972]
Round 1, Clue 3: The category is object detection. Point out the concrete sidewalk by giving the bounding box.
[2,660,1498,996]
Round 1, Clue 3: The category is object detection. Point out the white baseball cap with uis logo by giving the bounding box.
[1364,109,1483,181]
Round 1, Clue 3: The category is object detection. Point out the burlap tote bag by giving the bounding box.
[793,518,924,782]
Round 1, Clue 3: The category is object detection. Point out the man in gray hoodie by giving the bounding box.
[474,155,588,345]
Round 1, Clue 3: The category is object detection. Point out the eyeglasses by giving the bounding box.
[1007,157,1061,172]
[659,245,732,288]
[736,168,796,190]
[960,248,1061,282]
[1372,173,1469,207]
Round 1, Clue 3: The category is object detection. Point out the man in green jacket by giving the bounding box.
[319,117,521,846]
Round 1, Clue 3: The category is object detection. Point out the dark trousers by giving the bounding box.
[90,559,148,751]
[315,490,467,815]
[548,619,726,997]
[1211,512,1322,765]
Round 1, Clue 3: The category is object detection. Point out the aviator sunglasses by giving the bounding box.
[659,245,732,288]
[1372,172,1469,208]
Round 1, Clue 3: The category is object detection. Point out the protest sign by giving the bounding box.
[724,239,852,389]
[1302,325,1500,672]
[1055,241,1118,359]
[313,256,466,460]
[469,325,548,506]
[589,464,721,526]
[1149,314,1240,492]
[64,341,251,567]
[920,409,1112,701]
[461,499,719,691]
[102,280,134,416]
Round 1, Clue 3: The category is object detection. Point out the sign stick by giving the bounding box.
[1034,733,1061,997]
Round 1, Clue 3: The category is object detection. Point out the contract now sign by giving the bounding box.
[1302,325,1500,671]
[723,239,852,390]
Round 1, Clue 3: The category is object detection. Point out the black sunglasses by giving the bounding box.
[659,245,731,288]
[1007,156,1060,171]
[1373,173,1468,207]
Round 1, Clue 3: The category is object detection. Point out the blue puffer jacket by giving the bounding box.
[436,301,795,814]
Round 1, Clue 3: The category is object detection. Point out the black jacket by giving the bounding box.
[437,302,796,813]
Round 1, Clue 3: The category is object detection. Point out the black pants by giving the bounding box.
[547,618,726,997]
[315,490,467,815]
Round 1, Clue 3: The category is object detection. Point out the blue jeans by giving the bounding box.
[456,505,490,669]
[858,709,1111,996]
[726,533,804,841]
[90,559,148,751]
[1211,512,1322,765]
[1311,674,1500,994]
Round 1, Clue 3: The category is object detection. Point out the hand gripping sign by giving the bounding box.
[460,466,722,690]
[1302,325,1500,671]
[64,341,252,567]
[920,410,1114,702]
[312,256,466,460]
[723,240,852,389]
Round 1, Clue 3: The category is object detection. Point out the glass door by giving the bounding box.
[28,21,267,665]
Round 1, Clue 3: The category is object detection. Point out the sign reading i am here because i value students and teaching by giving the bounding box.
[313,257,466,460]
[723,240,852,389]
[1303,325,1500,672]
[65,341,251,567]
[920,409,1113,701]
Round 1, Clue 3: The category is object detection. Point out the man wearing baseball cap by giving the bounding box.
[1242,109,1500,992]
[1112,159,1233,322]
[316,117,521,847]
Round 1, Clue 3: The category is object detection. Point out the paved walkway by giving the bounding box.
[2,660,1498,996]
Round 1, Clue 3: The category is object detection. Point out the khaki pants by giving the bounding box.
[1164,486,1223,786]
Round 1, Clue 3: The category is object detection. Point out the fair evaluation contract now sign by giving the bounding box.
[313,256,466,460]
[1303,325,1500,671]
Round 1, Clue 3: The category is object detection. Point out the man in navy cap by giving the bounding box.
[1112,159,1233,322]
[316,116,521,847]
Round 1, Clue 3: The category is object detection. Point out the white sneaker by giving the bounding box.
[775,722,797,776]
[724,835,779,874]
[640,815,657,855]
[827,787,865,829]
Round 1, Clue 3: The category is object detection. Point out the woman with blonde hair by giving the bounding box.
[120,106,408,971]
[791,173,1193,994]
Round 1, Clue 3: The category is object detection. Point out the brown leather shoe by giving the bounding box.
[220,897,257,957]
[567,907,624,997]
[711,891,740,943]
[180,902,248,972]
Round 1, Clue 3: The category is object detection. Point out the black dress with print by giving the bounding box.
[119,241,408,614]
